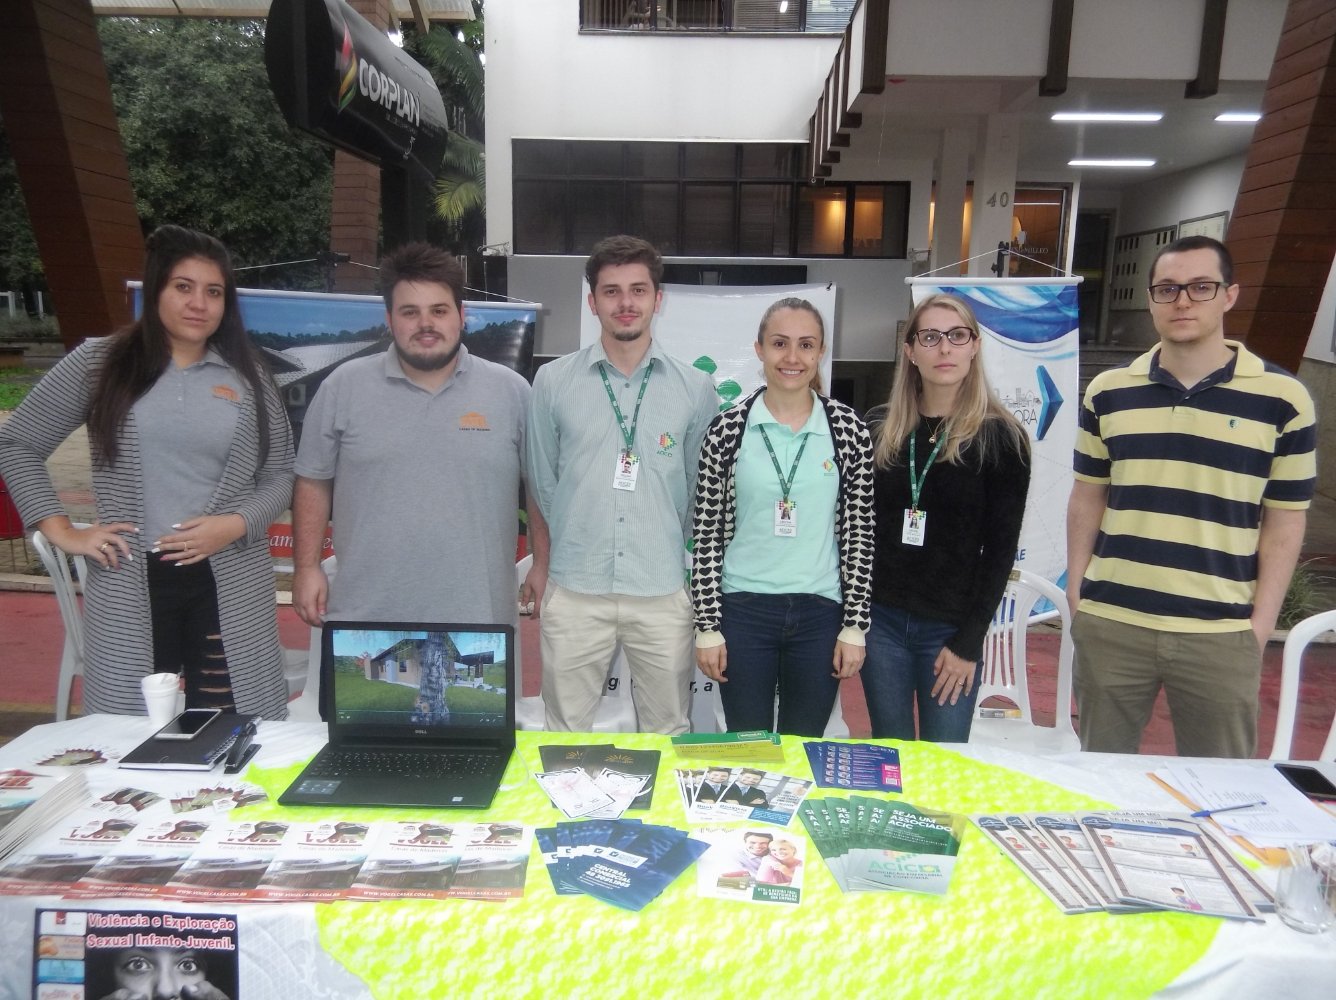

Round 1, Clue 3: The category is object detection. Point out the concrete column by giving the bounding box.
[966,113,1020,278]
[931,126,972,277]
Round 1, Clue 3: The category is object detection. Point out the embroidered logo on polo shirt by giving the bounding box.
[656,432,677,456]
[459,411,490,431]
[822,457,836,475]
[212,385,240,404]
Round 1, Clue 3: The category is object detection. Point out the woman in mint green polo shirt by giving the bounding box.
[690,298,875,736]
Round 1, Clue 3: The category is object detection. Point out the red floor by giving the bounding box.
[4,589,1333,758]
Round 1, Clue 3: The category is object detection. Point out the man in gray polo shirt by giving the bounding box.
[292,243,542,627]
[526,235,718,734]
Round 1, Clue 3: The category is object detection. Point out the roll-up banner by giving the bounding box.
[265,0,449,184]
[578,282,839,411]
[129,283,538,426]
[907,278,1081,593]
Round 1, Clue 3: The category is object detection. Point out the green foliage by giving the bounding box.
[0,121,43,290]
[0,315,59,341]
[1280,559,1329,631]
[97,18,333,289]
[446,686,506,713]
[407,9,487,253]
[333,673,419,711]
[0,369,42,410]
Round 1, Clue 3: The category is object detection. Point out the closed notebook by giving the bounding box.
[120,714,256,771]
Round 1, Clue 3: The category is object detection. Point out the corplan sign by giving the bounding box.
[266,0,448,184]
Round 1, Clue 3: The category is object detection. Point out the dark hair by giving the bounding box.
[87,225,275,466]
[1150,235,1235,286]
[379,242,466,312]
[584,235,664,291]
[743,831,773,842]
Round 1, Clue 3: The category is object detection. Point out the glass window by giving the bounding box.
[570,141,624,176]
[683,184,735,254]
[513,180,566,253]
[626,182,680,254]
[739,184,792,256]
[850,185,884,258]
[625,143,680,178]
[513,140,565,176]
[740,143,799,179]
[684,143,736,178]
[797,187,847,255]
[571,181,625,254]
[733,0,799,31]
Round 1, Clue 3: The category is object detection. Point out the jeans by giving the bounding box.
[718,591,843,737]
[861,602,979,742]
[146,553,235,710]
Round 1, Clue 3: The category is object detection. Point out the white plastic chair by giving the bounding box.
[32,525,90,721]
[513,554,639,732]
[1268,609,1336,761]
[968,568,1080,753]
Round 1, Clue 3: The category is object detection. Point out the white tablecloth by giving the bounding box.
[2,717,1333,999]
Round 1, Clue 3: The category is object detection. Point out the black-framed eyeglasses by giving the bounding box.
[1148,281,1226,304]
[911,326,976,348]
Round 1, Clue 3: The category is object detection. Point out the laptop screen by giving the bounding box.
[322,623,514,740]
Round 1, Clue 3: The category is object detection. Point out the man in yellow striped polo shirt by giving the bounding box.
[1066,235,1316,758]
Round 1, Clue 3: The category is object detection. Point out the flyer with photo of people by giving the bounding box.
[34,907,239,1000]
[693,827,806,905]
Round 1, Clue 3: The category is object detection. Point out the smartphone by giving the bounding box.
[1274,763,1336,801]
[153,708,222,741]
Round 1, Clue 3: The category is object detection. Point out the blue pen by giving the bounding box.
[1191,800,1266,819]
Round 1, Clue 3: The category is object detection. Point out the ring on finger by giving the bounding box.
[99,542,109,552]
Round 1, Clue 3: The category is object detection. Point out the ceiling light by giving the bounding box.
[1051,112,1163,123]
[1215,112,1261,122]
[1069,159,1156,168]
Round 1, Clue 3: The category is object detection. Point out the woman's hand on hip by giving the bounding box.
[831,640,865,678]
[40,516,138,570]
[696,643,727,682]
[930,646,976,705]
[155,514,246,565]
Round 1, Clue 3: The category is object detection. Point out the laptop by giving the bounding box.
[279,621,516,809]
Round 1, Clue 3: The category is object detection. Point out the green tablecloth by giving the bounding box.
[245,732,1218,999]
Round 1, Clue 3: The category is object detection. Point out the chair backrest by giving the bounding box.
[32,525,90,721]
[974,568,1076,738]
[1268,608,1336,761]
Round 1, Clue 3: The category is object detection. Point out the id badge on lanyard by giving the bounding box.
[613,450,640,491]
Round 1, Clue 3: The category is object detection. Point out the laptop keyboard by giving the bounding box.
[307,749,499,779]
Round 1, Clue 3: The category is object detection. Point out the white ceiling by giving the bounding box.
[847,74,1267,190]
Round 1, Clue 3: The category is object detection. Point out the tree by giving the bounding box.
[98,18,334,289]
[0,118,44,300]
[408,3,487,256]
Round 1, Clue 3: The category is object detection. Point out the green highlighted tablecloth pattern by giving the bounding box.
[246,733,1218,999]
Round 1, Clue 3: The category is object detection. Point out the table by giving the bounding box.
[2,716,1333,1000]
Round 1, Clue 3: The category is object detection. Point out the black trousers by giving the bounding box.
[146,553,235,710]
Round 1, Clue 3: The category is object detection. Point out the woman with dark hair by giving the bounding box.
[691,297,875,736]
[860,293,1030,741]
[0,225,294,719]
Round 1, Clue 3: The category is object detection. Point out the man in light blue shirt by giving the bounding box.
[526,235,718,733]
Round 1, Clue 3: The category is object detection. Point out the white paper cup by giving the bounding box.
[141,672,182,728]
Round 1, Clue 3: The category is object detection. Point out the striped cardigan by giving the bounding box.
[0,339,295,719]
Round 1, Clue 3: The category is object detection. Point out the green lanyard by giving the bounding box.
[908,429,945,513]
[758,425,809,504]
[598,359,654,454]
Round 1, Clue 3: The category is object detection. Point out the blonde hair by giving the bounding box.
[758,296,825,395]
[873,293,1028,468]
